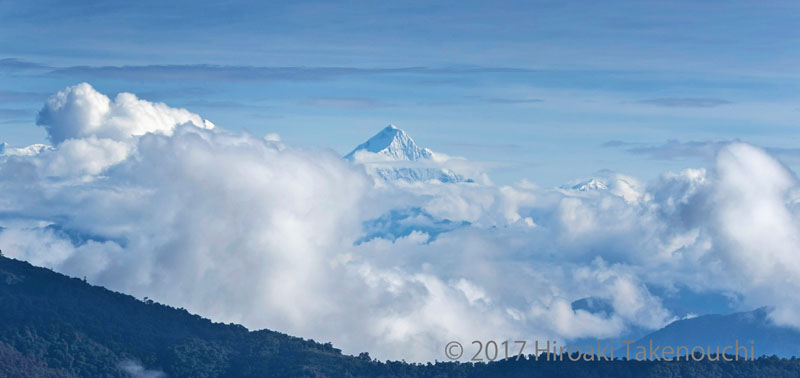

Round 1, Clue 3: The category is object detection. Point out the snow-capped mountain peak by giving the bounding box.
[345,125,473,184]
[571,178,608,191]
[345,124,433,161]
[0,142,53,156]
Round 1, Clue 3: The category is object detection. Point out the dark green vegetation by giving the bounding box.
[2,255,800,377]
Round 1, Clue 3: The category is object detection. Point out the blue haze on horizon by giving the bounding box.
[2,0,800,185]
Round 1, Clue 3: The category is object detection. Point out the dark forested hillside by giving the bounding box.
[2,255,800,378]
[634,307,800,357]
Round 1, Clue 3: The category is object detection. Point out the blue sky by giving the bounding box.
[3,0,800,185]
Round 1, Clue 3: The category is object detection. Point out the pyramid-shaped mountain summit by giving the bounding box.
[346,125,471,183]
[345,124,433,161]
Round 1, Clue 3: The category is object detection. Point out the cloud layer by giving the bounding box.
[2,83,800,361]
[36,82,213,144]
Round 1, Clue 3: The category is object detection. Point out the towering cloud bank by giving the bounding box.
[710,144,800,325]
[0,83,799,361]
[37,82,214,143]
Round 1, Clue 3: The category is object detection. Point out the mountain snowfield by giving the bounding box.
[345,124,434,161]
[560,174,651,204]
[570,178,608,191]
[345,124,477,184]
[0,142,52,156]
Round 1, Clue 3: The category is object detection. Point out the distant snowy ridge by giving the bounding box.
[561,175,649,204]
[346,125,474,184]
[570,178,608,191]
[0,142,52,156]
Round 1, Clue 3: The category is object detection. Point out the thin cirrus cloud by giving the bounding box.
[0,108,33,120]
[306,97,391,109]
[0,58,399,81]
[637,97,733,108]
[0,90,48,103]
[8,57,716,93]
[4,83,800,362]
[465,96,545,105]
[605,139,800,164]
[603,139,735,160]
[0,58,50,72]
[481,97,544,104]
[0,58,536,82]
[446,142,525,152]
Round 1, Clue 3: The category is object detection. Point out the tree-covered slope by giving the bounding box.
[635,308,800,357]
[0,255,440,377]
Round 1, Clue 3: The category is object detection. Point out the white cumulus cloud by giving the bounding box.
[2,83,800,362]
[36,82,213,144]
